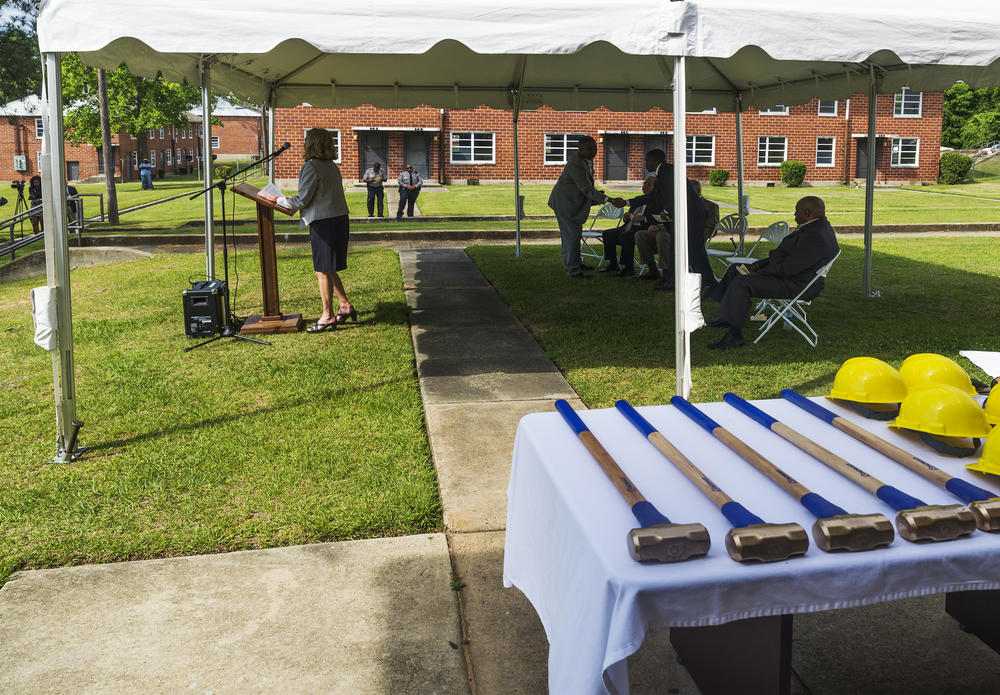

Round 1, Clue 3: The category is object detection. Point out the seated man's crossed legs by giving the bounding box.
[600,225,641,276]
[635,224,672,287]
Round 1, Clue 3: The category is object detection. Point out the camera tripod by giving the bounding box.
[9,181,29,233]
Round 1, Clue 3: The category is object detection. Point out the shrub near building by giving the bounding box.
[938,152,973,184]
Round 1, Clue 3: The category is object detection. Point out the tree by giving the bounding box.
[59,53,207,165]
[0,0,41,103]
[942,82,1000,149]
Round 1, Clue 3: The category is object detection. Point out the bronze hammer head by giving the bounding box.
[724,523,809,562]
[895,504,978,542]
[811,513,895,552]
[967,498,1000,532]
[628,522,711,563]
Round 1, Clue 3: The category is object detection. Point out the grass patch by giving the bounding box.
[0,247,440,585]
[467,238,1000,407]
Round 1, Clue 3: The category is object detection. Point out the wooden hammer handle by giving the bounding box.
[831,418,953,487]
[711,428,813,499]
[647,431,733,509]
[770,421,884,495]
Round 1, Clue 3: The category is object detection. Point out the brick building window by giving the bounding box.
[818,100,838,116]
[450,132,495,164]
[760,104,789,115]
[894,89,922,117]
[150,150,156,166]
[816,137,835,167]
[544,133,586,165]
[211,136,220,149]
[757,136,787,166]
[686,135,714,165]
[132,152,138,166]
[35,118,43,138]
[891,137,919,167]
[166,149,172,165]
[148,128,156,139]
[159,127,165,139]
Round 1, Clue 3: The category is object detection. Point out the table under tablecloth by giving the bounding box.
[503,396,1000,695]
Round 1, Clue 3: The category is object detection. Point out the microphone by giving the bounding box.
[279,142,291,151]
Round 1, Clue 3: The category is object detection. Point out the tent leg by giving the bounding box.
[201,66,215,280]
[863,67,877,297]
[735,93,746,250]
[41,52,80,463]
[514,111,521,257]
[673,56,691,399]
[267,105,277,185]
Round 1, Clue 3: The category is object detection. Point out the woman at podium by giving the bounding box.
[282,128,356,333]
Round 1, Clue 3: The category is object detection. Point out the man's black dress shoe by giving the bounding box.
[706,318,727,328]
[708,333,745,350]
[598,264,619,273]
[580,263,594,271]
[615,267,634,277]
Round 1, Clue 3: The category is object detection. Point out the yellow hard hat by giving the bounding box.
[828,357,907,404]
[967,427,1000,477]
[984,385,1000,427]
[890,384,990,457]
[899,353,977,397]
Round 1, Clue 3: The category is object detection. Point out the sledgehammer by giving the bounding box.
[718,394,894,551]
[782,389,1000,532]
[615,400,808,562]
[728,391,977,542]
[554,400,711,563]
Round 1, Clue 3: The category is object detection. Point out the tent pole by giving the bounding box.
[513,108,521,257]
[673,56,691,399]
[267,104,277,185]
[41,52,78,462]
[201,65,215,280]
[863,66,877,297]
[735,92,745,252]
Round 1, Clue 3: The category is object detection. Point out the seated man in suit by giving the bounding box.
[693,180,720,242]
[704,196,839,350]
[598,176,655,276]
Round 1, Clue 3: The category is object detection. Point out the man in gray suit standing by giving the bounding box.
[548,135,626,278]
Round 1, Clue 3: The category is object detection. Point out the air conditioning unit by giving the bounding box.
[13,155,27,171]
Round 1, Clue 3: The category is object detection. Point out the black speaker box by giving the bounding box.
[182,280,229,338]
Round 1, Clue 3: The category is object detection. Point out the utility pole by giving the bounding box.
[97,69,119,224]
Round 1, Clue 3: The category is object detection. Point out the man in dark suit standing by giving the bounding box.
[705,196,839,350]
[548,135,626,278]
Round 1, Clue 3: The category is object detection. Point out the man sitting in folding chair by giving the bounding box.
[598,176,656,276]
[704,196,839,350]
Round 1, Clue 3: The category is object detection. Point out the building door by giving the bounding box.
[66,161,80,182]
[855,138,868,178]
[360,132,387,178]
[643,135,668,177]
[404,133,431,181]
[604,135,628,180]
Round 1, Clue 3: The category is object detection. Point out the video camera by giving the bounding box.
[11,180,25,191]
[0,197,7,207]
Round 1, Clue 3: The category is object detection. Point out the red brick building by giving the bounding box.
[0,97,262,183]
[275,89,942,186]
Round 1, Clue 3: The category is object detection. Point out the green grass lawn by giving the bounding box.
[467,237,1000,408]
[0,247,440,585]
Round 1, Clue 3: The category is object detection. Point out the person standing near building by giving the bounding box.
[139,158,154,190]
[27,174,43,234]
[396,163,422,218]
[362,162,387,217]
[548,135,626,278]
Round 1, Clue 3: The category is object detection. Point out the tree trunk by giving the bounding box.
[135,78,147,165]
[97,69,119,225]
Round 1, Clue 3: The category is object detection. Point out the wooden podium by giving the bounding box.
[232,183,303,334]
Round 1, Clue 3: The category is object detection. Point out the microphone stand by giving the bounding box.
[184,143,291,352]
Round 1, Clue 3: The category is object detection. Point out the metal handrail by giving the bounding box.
[2,196,89,260]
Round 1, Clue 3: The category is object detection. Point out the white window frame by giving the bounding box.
[894,88,923,117]
[757,136,787,166]
[760,104,789,115]
[131,151,138,167]
[150,150,156,166]
[686,135,715,166]
[159,127,165,139]
[34,118,44,139]
[891,137,920,167]
[544,132,587,165]
[300,128,341,163]
[181,129,186,139]
[815,137,836,167]
[687,107,717,115]
[165,149,172,166]
[817,100,838,116]
[450,131,496,164]
[148,128,156,139]
[210,136,220,149]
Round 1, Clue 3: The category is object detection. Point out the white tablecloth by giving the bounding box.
[960,350,1000,379]
[503,397,1000,695]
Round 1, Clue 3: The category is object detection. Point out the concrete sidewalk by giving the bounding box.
[3,245,1000,694]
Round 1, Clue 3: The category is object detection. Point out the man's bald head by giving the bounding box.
[794,196,826,225]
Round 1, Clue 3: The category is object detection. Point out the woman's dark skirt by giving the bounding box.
[309,214,350,273]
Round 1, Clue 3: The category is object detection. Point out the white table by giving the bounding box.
[503,397,1000,695]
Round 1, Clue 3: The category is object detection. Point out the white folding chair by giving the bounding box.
[753,249,841,347]
[706,213,747,277]
[725,221,790,267]
[581,202,624,266]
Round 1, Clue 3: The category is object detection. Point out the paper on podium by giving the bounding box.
[258,182,289,208]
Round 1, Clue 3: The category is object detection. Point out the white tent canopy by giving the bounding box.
[34,0,1000,460]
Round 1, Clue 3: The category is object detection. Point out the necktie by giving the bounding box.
[409,172,413,186]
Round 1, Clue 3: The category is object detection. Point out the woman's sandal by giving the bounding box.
[306,321,337,334]
[332,307,358,324]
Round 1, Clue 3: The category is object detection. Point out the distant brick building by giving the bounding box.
[275,89,942,186]
[0,97,262,183]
